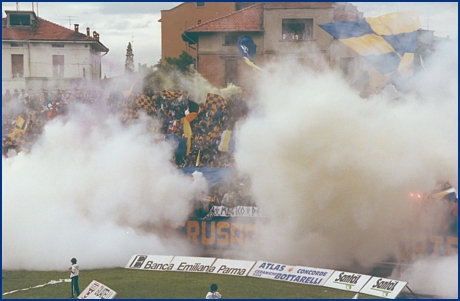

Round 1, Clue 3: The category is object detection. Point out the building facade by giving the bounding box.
[159,2,255,64]
[182,2,363,89]
[2,10,109,93]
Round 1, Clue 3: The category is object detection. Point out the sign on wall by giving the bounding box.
[125,255,174,271]
[360,276,408,299]
[210,258,256,276]
[323,271,372,292]
[169,256,217,273]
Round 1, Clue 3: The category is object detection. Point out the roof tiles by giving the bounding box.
[2,17,101,42]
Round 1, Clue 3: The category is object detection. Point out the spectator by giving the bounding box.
[206,283,222,299]
[3,89,12,103]
[69,258,80,298]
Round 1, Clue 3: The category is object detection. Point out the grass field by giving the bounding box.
[2,268,381,299]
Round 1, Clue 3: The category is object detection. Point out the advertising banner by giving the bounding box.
[125,255,174,271]
[247,261,295,280]
[275,265,334,286]
[169,256,217,273]
[360,276,408,299]
[323,271,371,292]
[78,280,117,299]
[210,258,256,276]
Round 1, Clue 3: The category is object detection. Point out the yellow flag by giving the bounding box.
[13,116,28,134]
[183,117,192,156]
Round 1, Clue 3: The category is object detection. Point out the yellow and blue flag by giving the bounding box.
[218,130,235,152]
[134,94,154,113]
[319,11,420,75]
[237,36,257,61]
[205,93,227,112]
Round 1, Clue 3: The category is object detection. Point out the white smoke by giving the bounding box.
[390,255,458,299]
[233,39,457,282]
[2,103,204,270]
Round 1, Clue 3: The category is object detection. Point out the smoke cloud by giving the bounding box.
[1,31,457,300]
[232,39,457,294]
[2,103,207,270]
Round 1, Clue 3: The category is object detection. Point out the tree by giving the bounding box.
[164,51,194,73]
[125,42,135,74]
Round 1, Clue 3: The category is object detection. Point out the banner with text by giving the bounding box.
[210,258,256,276]
[184,217,257,248]
[125,255,174,271]
[247,261,296,281]
[201,206,262,220]
[360,276,408,299]
[169,256,217,273]
[324,271,372,292]
[274,265,334,286]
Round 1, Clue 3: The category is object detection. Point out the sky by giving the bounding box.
[1,2,458,77]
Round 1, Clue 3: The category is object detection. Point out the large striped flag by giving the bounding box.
[134,94,154,113]
[162,90,183,99]
[121,103,138,124]
[7,131,33,153]
[218,130,235,152]
[319,11,420,76]
[205,93,227,112]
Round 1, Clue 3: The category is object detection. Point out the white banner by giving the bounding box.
[275,265,334,286]
[360,276,408,299]
[201,206,262,220]
[125,255,174,271]
[169,256,217,273]
[323,271,371,292]
[78,280,117,299]
[210,259,256,276]
[247,261,295,280]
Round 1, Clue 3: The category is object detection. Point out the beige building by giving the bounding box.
[182,2,363,89]
[158,2,255,63]
[2,10,108,93]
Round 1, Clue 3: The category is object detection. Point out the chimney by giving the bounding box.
[86,27,90,37]
[74,24,79,33]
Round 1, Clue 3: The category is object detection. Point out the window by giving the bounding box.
[53,55,64,78]
[196,2,205,7]
[10,14,31,26]
[52,43,65,48]
[11,42,23,47]
[225,58,238,85]
[282,19,313,40]
[11,54,24,78]
[224,33,240,46]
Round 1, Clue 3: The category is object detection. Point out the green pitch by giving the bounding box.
[2,268,380,299]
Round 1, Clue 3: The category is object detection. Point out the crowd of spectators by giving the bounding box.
[2,85,255,212]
